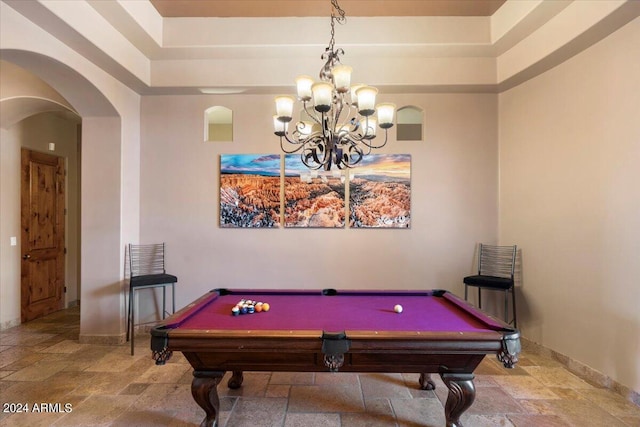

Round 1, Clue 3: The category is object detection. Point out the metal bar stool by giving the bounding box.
[464,244,518,327]
[126,243,177,355]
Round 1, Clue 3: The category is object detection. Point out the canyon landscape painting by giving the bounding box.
[349,154,411,228]
[220,154,281,228]
[284,155,346,228]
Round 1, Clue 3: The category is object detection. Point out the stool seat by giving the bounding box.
[131,273,178,288]
[463,275,512,289]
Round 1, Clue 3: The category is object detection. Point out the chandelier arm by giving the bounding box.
[340,135,368,157]
[346,113,373,143]
[302,141,330,169]
[339,128,369,144]
[358,129,390,150]
[304,130,326,142]
[344,144,364,167]
[301,155,325,170]
[279,135,306,154]
[343,103,359,131]
[334,94,353,133]
[320,113,332,140]
[302,103,324,127]
[345,132,366,144]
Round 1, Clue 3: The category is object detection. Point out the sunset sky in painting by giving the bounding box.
[283,154,308,176]
[283,154,346,177]
[220,154,280,176]
[351,154,411,180]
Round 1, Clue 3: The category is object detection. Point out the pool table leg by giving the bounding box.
[192,370,225,427]
[419,373,435,390]
[228,370,244,389]
[440,373,475,427]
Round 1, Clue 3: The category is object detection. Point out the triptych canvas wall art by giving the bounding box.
[284,155,346,228]
[349,154,411,228]
[219,154,281,228]
[220,154,411,229]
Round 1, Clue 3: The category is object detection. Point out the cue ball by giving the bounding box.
[394,304,403,313]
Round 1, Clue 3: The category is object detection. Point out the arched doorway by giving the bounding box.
[1,50,127,341]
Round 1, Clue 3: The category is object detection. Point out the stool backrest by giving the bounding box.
[129,243,166,277]
[478,244,517,279]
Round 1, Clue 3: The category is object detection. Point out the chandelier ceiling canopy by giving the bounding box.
[273,0,395,170]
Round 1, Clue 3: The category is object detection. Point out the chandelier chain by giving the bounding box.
[329,0,346,52]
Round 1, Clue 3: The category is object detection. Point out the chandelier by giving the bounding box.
[273,0,395,170]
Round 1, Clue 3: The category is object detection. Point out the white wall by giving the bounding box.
[499,17,640,393]
[137,93,499,320]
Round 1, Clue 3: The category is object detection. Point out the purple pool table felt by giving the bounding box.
[170,291,503,333]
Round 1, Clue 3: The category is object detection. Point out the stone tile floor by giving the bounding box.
[1,307,639,426]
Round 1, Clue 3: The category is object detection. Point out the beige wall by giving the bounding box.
[137,93,499,320]
[1,2,142,341]
[0,126,21,328]
[499,17,640,393]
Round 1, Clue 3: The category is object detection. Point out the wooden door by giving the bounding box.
[21,149,65,322]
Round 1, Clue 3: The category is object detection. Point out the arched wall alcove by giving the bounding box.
[204,105,233,142]
[0,49,128,341]
[397,105,424,141]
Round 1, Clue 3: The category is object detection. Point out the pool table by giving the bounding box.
[151,289,520,427]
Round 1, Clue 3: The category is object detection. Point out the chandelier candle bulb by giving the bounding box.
[273,115,287,135]
[275,95,295,121]
[295,75,314,101]
[311,82,334,112]
[376,103,396,128]
[363,117,377,138]
[332,65,353,92]
[350,83,365,106]
[356,86,378,116]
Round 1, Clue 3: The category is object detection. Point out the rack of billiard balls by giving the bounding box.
[231,299,270,316]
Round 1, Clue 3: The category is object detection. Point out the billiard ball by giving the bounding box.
[394,304,403,313]
[262,303,270,312]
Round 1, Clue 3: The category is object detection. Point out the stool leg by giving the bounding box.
[478,288,482,309]
[162,286,167,319]
[511,287,517,328]
[504,290,509,324]
[172,283,175,314]
[127,287,133,342]
[131,290,136,356]
[464,284,468,300]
